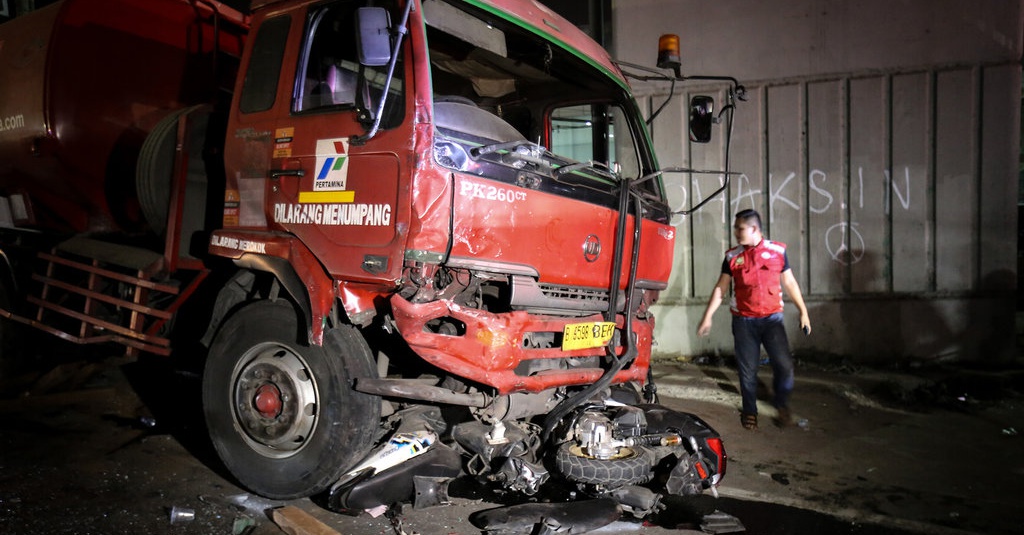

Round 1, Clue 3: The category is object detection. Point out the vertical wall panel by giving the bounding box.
[980,64,1021,288]
[766,84,807,287]
[890,73,932,292]
[849,76,890,293]
[806,80,846,294]
[728,87,766,219]
[935,69,978,291]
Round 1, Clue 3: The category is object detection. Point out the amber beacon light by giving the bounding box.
[657,34,681,72]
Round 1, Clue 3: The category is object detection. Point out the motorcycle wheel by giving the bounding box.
[554,442,653,488]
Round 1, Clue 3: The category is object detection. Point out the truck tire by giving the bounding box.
[202,299,379,499]
[136,105,210,236]
[554,442,653,488]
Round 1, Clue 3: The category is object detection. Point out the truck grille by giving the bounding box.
[509,276,617,315]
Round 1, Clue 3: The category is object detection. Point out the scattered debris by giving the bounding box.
[272,505,340,535]
[796,418,809,430]
[199,492,286,518]
[700,510,745,533]
[365,504,388,518]
[168,505,195,524]
[232,515,256,535]
[386,507,420,535]
[1002,427,1017,436]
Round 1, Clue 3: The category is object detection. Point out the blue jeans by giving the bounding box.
[732,313,794,415]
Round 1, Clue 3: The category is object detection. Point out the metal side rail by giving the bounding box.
[0,237,208,356]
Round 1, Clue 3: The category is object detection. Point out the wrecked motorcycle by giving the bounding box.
[327,394,727,526]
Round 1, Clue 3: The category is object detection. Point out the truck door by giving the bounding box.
[227,1,411,284]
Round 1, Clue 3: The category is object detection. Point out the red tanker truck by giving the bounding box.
[0,0,740,524]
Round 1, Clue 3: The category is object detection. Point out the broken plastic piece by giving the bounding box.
[609,485,663,518]
[341,430,436,482]
[412,476,451,509]
[328,444,462,512]
[700,510,745,534]
[232,515,256,535]
[365,504,388,518]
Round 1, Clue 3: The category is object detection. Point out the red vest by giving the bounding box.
[726,239,787,317]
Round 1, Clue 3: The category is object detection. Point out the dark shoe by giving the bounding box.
[741,412,758,430]
[774,407,792,428]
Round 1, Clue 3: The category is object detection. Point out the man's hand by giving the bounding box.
[697,273,731,337]
[697,319,713,337]
[800,313,811,335]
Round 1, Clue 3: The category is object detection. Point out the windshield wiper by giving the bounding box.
[552,160,618,182]
[470,140,555,171]
[470,140,542,158]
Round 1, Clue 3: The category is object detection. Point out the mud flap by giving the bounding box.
[469,498,621,534]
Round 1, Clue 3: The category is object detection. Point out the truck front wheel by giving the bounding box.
[202,300,378,499]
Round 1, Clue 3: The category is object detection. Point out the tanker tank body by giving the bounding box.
[0,0,247,358]
[0,0,247,236]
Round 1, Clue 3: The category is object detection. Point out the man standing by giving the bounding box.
[697,209,811,430]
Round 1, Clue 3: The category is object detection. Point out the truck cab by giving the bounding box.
[211,0,674,390]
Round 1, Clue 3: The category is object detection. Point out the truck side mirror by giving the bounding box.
[356,7,392,66]
[689,95,714,143]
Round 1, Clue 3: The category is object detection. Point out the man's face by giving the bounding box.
[734,219,759,246]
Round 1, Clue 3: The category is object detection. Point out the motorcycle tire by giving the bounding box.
[554,442,653,488]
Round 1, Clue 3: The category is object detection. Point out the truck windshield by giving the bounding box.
[424,0,665,211]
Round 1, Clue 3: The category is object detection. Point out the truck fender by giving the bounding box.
[209,231,335,346]
[233,254,315,340]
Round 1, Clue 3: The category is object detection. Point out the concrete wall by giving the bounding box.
[612,0,1022,362]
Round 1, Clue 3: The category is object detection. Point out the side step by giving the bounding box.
[2,237,206,356]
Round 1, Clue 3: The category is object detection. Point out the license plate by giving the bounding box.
[561,321,616,351]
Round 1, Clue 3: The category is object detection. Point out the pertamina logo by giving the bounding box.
[315,138,349,191]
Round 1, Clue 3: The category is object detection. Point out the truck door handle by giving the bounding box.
[269,169,306,178]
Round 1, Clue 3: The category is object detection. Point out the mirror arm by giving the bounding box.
[646,77,676,126]
[352,0,414,145]
[673,92,738,217]
[615,60,747,101]
[614,61,745,217]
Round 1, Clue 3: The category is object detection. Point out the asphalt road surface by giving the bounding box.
[1,352,1019,535]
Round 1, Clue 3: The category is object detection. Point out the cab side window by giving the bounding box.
[239,15,291,114]
[294,5,360,111]
[294,1,404,128]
